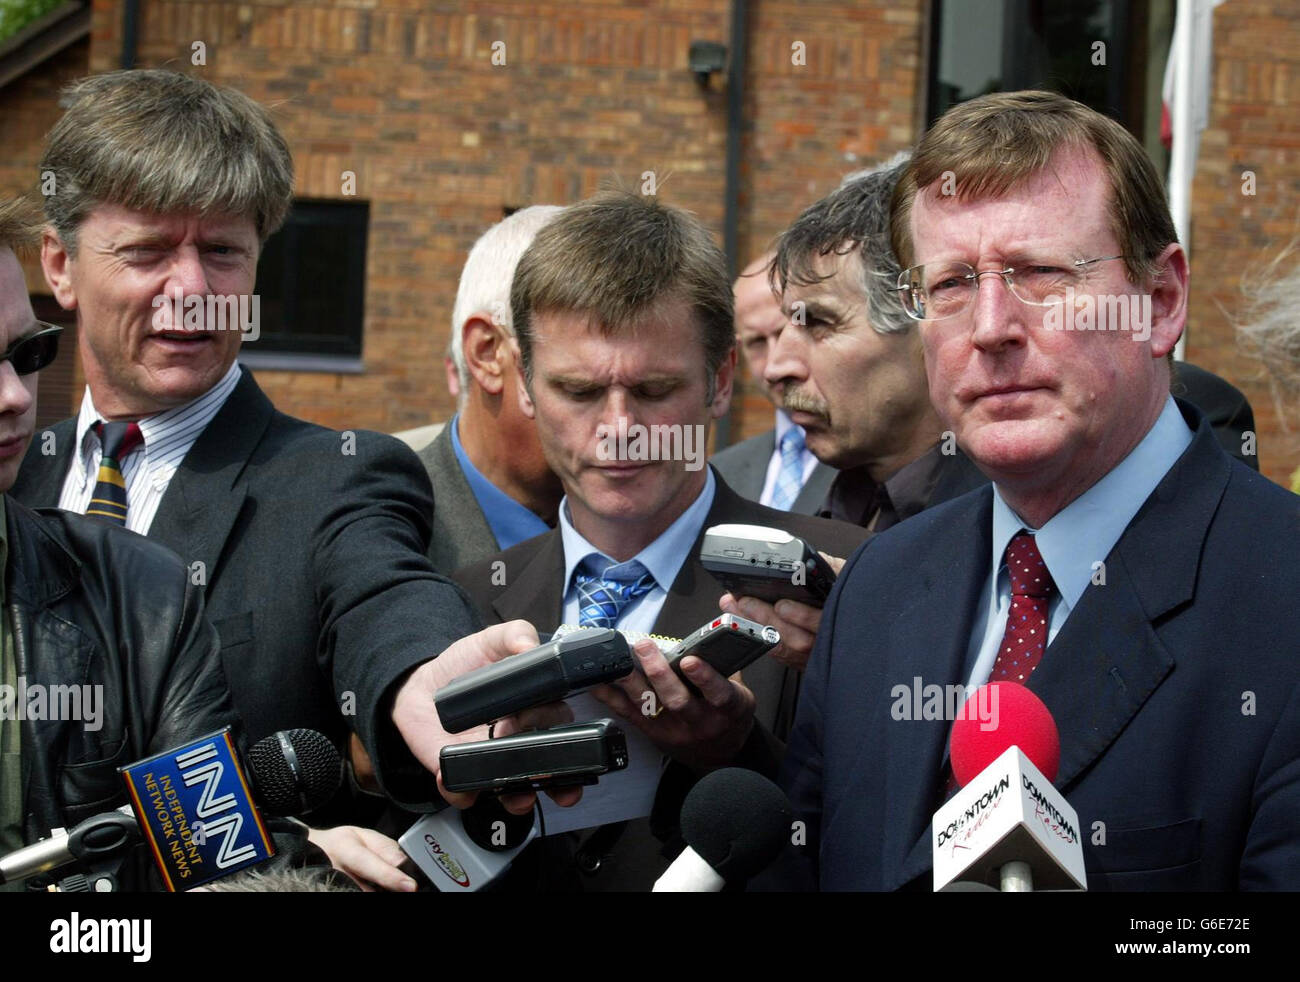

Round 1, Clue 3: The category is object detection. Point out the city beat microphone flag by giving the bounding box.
[932,683,1086,892]
[119,728,274,891]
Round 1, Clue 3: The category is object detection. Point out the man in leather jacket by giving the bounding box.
[0,199,238,891]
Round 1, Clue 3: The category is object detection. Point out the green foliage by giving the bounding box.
[0,0,67,47]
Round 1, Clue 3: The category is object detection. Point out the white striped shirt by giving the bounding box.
[58,363,243,535]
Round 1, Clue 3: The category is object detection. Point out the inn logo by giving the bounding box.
[49,913,151,963]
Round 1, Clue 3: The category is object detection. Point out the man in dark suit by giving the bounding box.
[712,254,836,514]
[778,90,1300,891]
[418,206,565,574]
[10,69,580,890]
[455,190,864,889]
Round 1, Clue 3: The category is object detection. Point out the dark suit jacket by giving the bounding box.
[416,424,501,574]
[779,401,1300,891]
[11,371,481,819]
[711,428,837,516]
[1173,361,1259,471]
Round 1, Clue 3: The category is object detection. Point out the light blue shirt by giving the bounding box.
[559,469,717,635]
[759,409,819,508]
[962,396,1194,690]
[448,413,551,551]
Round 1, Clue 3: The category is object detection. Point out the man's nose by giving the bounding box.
[0,360,34,418]
[764,323,808,390]
[969,271,1028,352]
[165,247,211,307]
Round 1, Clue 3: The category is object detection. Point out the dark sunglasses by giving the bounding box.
[3,324,62,375]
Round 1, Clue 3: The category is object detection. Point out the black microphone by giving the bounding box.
[245,728,345,817]
[653,768,793,892]
[0,728,342,886]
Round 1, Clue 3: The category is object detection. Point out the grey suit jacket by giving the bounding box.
[711,428,837,515]
[416,424,501,574]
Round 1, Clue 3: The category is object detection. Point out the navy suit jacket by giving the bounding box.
[781,401,1300,891]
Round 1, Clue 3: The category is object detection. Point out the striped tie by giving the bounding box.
[575,557,656,629]
[769,427,806,511]
[86,421,143,525]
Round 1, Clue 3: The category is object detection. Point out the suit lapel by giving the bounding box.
[147,372,269,590]
[489,532,568,632]
[792,462,836,516]
[1028,412,1229,792]
[889,489,993,889]
[13,418,76,507]
[653,473,777,638]
[425,426,498,568]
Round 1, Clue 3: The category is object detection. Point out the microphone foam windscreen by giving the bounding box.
[950,682,1060,786]
[247,729,344,816]
[680,768,793,881]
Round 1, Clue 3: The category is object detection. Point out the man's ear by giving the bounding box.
[709,345,737,419]
[41,229,78,311]
[461,313,508,396]
[1146,242,1188,359]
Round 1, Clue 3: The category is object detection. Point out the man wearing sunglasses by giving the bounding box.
[775,90,1300,891]
[0,197,242,890]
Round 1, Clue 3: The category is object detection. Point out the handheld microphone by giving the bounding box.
[0,728,342,889]
[931,682,1086,892]
[653,768,792,892]
[398,797,538,893]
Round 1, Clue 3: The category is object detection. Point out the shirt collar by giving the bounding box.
[73,361,242,466]
[560,468,717,594]
[990,395,1194,609]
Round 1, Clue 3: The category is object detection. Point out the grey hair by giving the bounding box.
[40,69,293,254]
[1235,239,1300,422]
[449,205,564,401]
[771,151,912,336]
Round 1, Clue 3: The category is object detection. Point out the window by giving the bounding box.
[926,0,1173,163]
[240,199,369,371]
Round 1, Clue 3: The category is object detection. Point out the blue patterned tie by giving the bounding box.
[575,556,657,628]
[769,426,806,512]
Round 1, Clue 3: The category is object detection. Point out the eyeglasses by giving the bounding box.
[896,256,1127,321]
[2,324,63,375]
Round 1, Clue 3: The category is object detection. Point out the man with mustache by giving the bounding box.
[764,155,987,534]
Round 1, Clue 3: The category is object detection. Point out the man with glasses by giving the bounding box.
[0,197,241,890]
[777,90,1300,890]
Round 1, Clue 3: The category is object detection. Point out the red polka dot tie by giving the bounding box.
[990,531,1056,683]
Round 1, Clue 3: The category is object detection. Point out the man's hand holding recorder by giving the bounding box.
[393,525,844,815]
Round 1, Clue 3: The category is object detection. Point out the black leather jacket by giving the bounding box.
[7,497,238,882]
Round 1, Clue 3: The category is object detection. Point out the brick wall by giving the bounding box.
[5,0,1296,490]
[0,35,90,422]
[1183,0,1300,487]
[729,0,925,443]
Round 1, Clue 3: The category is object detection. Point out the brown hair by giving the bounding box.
[40,69,294,253]
[891,90,1176,287]
[511,190,733,387]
